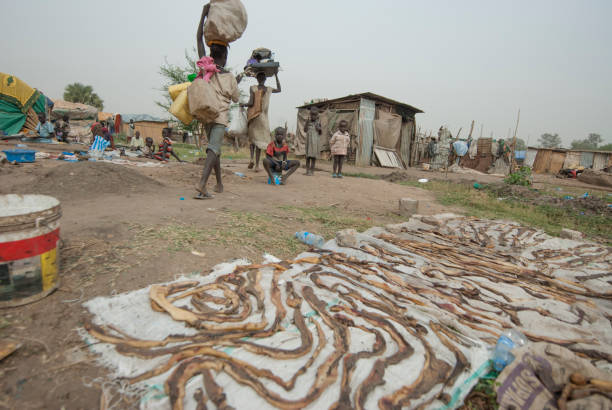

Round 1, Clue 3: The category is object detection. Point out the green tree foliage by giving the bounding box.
[599,143,612,151]
[538,133,562,148]
[570,133,603,150]
[515,138,527,151]
[157,50,202,134]
[63,83,104,110]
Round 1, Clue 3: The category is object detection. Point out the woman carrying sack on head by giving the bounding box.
[193,1,246,200]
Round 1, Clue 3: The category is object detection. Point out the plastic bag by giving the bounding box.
[187,78,219,123]
[204,0,248,45]
[228,104,247,135]
[169,82,191,101]
[169,89,193,125]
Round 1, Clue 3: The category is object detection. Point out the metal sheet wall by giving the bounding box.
[532,149,552,173]
[580,152,594,168]
[592,153,609,170]
[355,98,376,167]
[563,151,581,169]
[525,149,538,168]
[400,120,414,168]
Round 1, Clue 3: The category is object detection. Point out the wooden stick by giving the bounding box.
[468,120,475,139]
[511,109,521,171]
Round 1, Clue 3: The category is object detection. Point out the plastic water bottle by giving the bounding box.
[295,232,325,248]
[492,329,527,371]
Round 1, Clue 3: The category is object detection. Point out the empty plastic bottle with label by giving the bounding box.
[492,329,527,371]
[295,232,325,248]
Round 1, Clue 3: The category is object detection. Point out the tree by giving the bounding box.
[599,143,612,151]
[515,138,527,151]
[157,49,203,139]
[538,133,561,148]
[63,83,104,110]
[571,133,602,150]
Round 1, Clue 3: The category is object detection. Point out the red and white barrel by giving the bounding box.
[0,195,61,308]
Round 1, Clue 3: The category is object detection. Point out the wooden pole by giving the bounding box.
[468,120,475,139]
[511,109,521,171]
[455,127,463,139]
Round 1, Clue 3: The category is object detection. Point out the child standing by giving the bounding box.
[304,107,322,176]
[330,120,350,178]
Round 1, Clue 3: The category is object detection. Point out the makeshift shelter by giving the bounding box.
[296,93,423,168]
[0,73,49,135]
[529,147,612,174]
[119,114,169,144]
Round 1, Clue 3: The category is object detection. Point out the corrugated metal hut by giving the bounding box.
[296,93,423,168]
[530,147,612,174]
[120,114,169,144]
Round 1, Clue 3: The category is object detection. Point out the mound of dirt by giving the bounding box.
[485,183,611,216]
[26,162,162,199]
[382,171,410,183]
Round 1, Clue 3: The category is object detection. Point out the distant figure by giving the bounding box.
[242,71,281,172]
[330,120,350,178]
[154,128,182,162]
[182,131,189,144]
[128,119,135,143]
[55,115,70,143]
[303,107,322,176]
[102,123,115,149]
[130,131,145,150]
[35,113,55,139]
[263,127,300,185]
[142,137,155,158]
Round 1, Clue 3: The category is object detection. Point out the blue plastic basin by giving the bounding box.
[3,149,36,163]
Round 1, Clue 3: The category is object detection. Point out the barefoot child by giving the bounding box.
[304,107,322,176]
[330,120,350,178]
[263,127,300,185]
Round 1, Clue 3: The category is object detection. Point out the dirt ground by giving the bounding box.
[0,145,445,409]
[0,140,610,409]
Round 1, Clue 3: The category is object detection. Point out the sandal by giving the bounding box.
[248,162,254,169]
[194,192,214,200]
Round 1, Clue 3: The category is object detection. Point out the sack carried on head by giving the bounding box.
[187,77,220,123]
[204,0,248,46]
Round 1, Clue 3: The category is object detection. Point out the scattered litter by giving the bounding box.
[473,182,482,189]
[418,178,428,183]
[35,152,51,159]
[582,192,590,199]
[180,197,185,201]
[16,144,27,148]
[564,195,575,200]
[234,172,246,178]
[190,250,206,258]
[0,340,21,362]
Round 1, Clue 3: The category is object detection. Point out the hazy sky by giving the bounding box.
[2,0,611,146]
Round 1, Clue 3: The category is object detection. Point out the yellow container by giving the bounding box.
[169,89,193,125]
[169,82,191,101]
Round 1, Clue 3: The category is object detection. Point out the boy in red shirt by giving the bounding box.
[263,127,300,185]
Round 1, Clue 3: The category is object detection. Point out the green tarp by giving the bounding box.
[0,93,46,135]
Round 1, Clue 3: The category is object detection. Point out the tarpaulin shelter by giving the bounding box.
[296,93,423,168]
[119,114,169,144]
[0,73,49,135]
